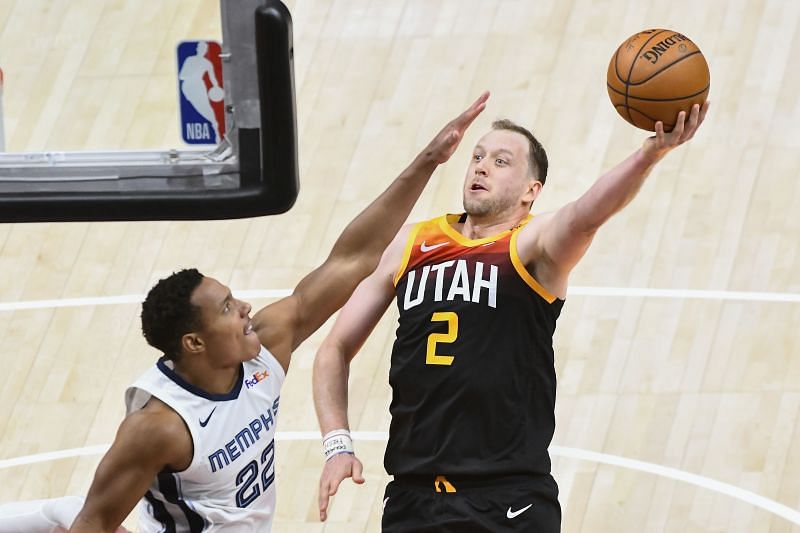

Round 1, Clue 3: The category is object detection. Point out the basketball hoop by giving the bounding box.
[0,0,298,222]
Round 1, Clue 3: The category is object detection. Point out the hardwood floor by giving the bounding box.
[1,0,798,531]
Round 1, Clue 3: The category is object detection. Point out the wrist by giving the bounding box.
[415,148,441,169]
[322,429,354,461]
[637,143,666,167]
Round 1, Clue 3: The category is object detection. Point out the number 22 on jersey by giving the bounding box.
[426,312,458,365]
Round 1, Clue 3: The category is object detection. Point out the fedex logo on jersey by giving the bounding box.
[245,369,270,389]
[177,40,225,144]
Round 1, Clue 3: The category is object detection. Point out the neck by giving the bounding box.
[459,210,528,239]
[172,358,241,395]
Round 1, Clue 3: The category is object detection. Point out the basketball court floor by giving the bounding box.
[0,0,799,531]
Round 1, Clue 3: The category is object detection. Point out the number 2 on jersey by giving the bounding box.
[426,312,458,365]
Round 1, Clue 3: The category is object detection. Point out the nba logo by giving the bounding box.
[177,40,226,145]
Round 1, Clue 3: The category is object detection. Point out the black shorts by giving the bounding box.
[381,474,561,533]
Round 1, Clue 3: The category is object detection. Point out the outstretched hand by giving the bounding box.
[318,453,365,522]
[423,91,490,165]
[642,100,710,161]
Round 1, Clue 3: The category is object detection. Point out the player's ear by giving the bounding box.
[182,332,205,355]
[523,177,542,205]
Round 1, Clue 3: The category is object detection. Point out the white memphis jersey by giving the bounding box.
[125,345,285,532]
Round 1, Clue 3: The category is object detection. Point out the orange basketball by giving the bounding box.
[607,29,710,132]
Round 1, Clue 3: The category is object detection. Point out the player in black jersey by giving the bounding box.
[313,101,709,531]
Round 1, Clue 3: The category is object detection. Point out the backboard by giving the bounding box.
[0,0,298,222]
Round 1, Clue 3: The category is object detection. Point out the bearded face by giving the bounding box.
[462,129,538,218]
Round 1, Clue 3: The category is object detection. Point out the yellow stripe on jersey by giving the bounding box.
[434,475,457,493]
[509,229,557,304]
[393,222,424,287]
[437,213,534,247]
[438,214,507,246]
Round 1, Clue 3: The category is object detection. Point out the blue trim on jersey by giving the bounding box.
[144,490,177,533]
[157,471,206,532]
[157,357,244,401]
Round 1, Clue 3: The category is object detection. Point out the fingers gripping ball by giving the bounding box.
[607,29,710,131]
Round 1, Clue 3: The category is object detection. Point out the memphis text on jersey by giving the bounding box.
[208,396,279,473]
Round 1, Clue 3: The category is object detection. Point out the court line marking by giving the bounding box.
[549,445,800,525]
[1,433,798,525]
[1,287,797,523]
[1,286,798,312]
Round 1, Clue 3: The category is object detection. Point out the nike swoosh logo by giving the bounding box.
[199,407,217,427]
[420,241,447,253]
[506,504,533,519]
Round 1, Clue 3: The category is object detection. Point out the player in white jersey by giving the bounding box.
[124,344,284,531]
[55,93,490,533]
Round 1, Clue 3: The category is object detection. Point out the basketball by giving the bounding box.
[607,29,709,131]
[208,86,224,102]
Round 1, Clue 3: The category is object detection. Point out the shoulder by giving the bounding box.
[519,211,554,232]
[387,222,418,255]
[376,222,420,281]
[118,397,192,470]
[514,211,554,255]
[252,345,287,385]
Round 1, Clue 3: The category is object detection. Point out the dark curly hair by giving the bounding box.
[141,268,205,360]
[491,119,549,185]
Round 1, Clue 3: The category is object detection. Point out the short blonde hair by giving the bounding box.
[491,119,548,185]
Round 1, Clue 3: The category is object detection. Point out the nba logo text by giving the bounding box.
[177,40,225,145]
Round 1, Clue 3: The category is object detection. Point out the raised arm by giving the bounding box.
[254,92,489,370]
[311,227,409,521]
[69,403,191,533]
[518,102,709,296]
